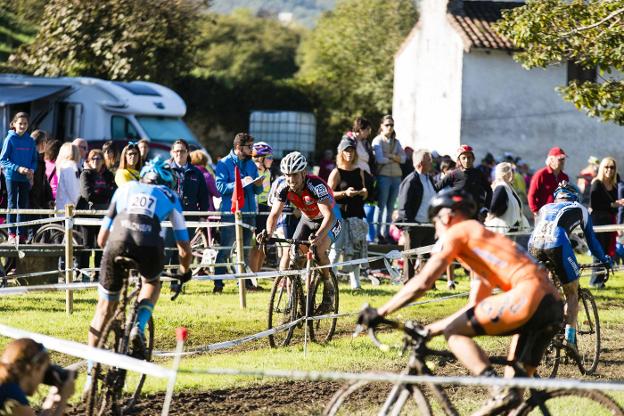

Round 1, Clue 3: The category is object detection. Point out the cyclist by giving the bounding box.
[257,151,342,279]
[86,158,192,384]
[359,189,563,415]
[528,181,611,348]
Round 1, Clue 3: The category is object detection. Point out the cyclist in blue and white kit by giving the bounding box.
[87,157,192,357]
[528,181,611,347]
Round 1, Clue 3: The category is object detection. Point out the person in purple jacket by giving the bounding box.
[0,112,38,243]
[190,150,220,212]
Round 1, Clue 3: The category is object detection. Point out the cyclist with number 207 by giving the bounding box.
[257,152,342,279]
[85,158,192,386]
[359,189,563,416]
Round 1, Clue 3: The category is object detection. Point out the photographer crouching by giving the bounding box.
[0,338,75,416]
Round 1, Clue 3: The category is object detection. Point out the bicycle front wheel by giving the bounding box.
[541,336,562,378]
[576,288,600,375]
[267,275,302,348]
[308,269,339,344]
[323,381,431,416]
[516,389,624,416]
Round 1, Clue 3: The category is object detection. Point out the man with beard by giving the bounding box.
[214,133,264,293]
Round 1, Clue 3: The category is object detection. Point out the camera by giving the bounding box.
[42,364,75,388]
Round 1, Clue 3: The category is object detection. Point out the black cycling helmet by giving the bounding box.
[428,188,477,221]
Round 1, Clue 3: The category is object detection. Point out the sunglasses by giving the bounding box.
[605,165,616,170]
[91,156,103,161]
[254,155,273,160]
[383,124,394,127]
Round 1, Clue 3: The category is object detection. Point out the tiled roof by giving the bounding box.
[447,1,524,51]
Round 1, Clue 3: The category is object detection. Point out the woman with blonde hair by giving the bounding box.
[589,156,624,287]
[55,143,81,211]
[485,162,529,236]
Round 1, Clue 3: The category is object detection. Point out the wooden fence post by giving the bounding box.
[64,204,74,315]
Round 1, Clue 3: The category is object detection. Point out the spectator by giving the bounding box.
[101,140,119,175]
[28,130,53,243]
[214,133,263,293]
[436,145,492,218]
[527,146,569,216]
[328,136,369,289]
[372,115,406,244]
[55,143,81,211]
[478,152,496,184]
[138,139,150,164]
[248,142,275,273]
[318,149,335,182]
[78,149,116,280]
[170,140,209,212]
[396,149,437,283]
[115,143,142,187]
[577,155,600,205]
[348,117,377,243]
[400,146,415,179]
[72,138,88,172]
[190,150,220,212]
[589,157,624,288]
[433,156,455,184]
[485,162,529,235]
[0,338,75,415]
[0,112,37,244]
[44,140,62,200]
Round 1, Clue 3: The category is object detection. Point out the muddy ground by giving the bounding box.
[65,323,624,415]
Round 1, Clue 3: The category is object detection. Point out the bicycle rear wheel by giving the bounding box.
[516,389,624,415]
[86,315,125,416]
[308,269,339,344]
[576,288,600,375]
[123,317,154,412]
[323,381,431,416]
[268,275,302,348]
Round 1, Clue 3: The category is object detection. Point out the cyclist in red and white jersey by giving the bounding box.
[258,152,342,276]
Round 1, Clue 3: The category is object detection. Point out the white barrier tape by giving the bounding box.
[0,282,98,296]
[153,317,305,357]
[175,366,624,393]
[0,324,174,378]
[73,217,243,229]
[0,216,66,230]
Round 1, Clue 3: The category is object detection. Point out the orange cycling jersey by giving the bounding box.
[433,220,550,291]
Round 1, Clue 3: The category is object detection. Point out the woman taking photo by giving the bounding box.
[0,338,75,416]
[328,136,369,289]
[589,156,624,288]
[115,143,142,187]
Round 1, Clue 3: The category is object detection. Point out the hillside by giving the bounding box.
[209,0,335,27]
[0,10,36,65]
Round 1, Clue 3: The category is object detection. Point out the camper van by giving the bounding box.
[0,74,203,158]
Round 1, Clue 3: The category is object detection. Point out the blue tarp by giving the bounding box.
[0,84,70,106]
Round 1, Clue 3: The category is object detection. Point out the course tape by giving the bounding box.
[0,324,174,378]
[174,366,624,393]
[0,281,98,296]
[0,216,65,230]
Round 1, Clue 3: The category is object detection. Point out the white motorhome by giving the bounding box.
[0,74,202,155]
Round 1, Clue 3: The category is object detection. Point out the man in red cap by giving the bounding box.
[527,147,569,216]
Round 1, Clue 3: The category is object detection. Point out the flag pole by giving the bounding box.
[235,194,247,309]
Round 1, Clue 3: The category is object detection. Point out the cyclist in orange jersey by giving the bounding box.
[359,188,563,415]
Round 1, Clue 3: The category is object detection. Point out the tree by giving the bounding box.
[496,0,624,124]
[9,0,206,85]
[195,9,302,83]
[296,0,417,140]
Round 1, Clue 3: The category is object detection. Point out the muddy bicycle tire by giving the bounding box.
[515,388,624,415]
[268,275,304,348]
[308,269,339,344]
[123,317,154,412]
[323,380,432,416]
[576,288,600,375]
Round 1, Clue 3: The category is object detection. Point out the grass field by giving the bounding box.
[2,259,624,414]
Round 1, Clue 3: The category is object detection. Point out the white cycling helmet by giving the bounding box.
[280,151,307,174]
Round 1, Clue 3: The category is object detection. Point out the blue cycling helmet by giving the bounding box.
[252,141,273,157]
[553,180,580,202]
[140,156,175,188]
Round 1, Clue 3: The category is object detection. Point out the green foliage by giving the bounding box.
[0,9,36,65]
[296,0,418,142]
[195,10,303,83]
[496,0,624,124]
[9,0,203,85]
[0,0,47,21]
[210,0,335,28]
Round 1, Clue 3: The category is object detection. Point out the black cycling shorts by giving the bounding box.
[292,215,341,243]
[98,240,164,301]
[529,245,579,285]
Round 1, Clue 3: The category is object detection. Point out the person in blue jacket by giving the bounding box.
[214,133,263,293]
[0,112,38,243]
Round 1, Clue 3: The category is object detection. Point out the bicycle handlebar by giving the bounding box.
[579,262,614,283]
[354,312,430,353]
[265,237,312,246]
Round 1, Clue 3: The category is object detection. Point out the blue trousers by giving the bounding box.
[374,175,401,238]
[6,180,30,236]
[214,214,255,289]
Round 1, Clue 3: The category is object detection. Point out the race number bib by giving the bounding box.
[127,193,157,216]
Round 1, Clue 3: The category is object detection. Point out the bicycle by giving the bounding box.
[263,237,339,348]
[541,262,608,378]
[324,312,624,416]
[85,257,185,416]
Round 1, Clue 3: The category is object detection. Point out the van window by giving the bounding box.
[136,116,198,144]
[111,116,139,140]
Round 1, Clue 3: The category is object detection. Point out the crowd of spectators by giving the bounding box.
[3,110,623,290]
